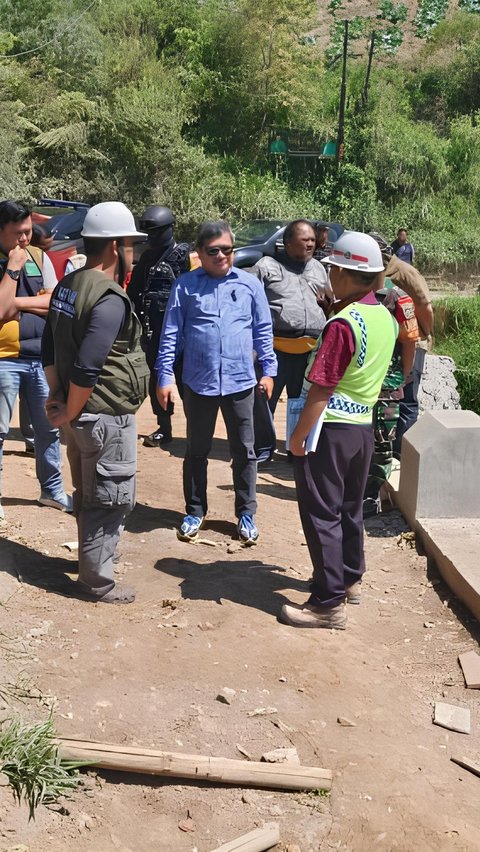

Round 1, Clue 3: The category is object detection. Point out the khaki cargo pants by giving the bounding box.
[64,413,137,596]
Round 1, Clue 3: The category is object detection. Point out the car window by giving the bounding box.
[235,220,287,246]
[46,210,87,241]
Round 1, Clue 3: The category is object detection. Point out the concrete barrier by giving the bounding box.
[397,410,480,526]
[395,410,480,623]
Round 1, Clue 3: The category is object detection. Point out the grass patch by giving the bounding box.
[0,716,84,819]
[433,296,480,414]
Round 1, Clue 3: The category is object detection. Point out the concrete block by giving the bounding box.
[397,410,480,526]
[416,519,480,625]
[458,651,480,689]
[433,702,471,734]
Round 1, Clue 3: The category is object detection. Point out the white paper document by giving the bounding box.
[305,407,326,453]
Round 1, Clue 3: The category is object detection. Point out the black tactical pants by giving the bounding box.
[146,321,173,438]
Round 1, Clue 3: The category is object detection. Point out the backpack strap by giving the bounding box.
[27,245,44,270]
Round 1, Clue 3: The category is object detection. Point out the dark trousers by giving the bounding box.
[148,369,173,437]
[146,324,173,438]
[269,350,309,415]
[183,385,257,518]
[393,348,426,458]
[294,423,374,608]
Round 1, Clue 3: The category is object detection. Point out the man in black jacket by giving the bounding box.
[128,206,190,447]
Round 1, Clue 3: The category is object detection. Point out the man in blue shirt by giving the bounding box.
[391,228,415,265]
[156,221,277,544]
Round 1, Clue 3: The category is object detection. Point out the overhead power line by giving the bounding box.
[0,0,97,59]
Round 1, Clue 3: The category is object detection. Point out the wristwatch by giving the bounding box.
[5,268,21,281]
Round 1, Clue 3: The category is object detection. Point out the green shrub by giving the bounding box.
[414,0,450,38]
[0,717,83,819]
[434,296,480,413]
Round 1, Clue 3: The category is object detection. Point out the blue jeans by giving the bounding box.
[392,348,426,459]
[0,358,66,502]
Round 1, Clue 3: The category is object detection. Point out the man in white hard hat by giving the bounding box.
[42,202,149,604]
[280,231,398,630]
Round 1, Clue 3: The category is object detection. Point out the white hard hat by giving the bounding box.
[322,230,384,273]
[81,202,148,240]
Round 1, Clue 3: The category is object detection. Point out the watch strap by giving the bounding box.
[5,268,21,281]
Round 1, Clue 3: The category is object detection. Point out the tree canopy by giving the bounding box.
[1,0,480,265]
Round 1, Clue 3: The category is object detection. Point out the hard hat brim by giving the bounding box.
[81,228,148,240]
[321,253,384,273]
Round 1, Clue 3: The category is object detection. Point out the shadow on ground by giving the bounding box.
[0,534,78,597]
[126,504,184,534]
[1,497,41,507]
[155,556,305,618]
[364,509,410,538]
[146,436,232,463]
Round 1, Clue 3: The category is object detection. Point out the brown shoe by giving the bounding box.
[76,583,136,604]
[345,581,362,605]
[280,602,346,629]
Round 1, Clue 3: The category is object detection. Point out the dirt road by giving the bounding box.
[1,401,479,851]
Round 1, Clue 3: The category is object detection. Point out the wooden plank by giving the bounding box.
[458,651,480,689]
[450,756,480,779]
[56,738,332,792]
[210,823,280,852]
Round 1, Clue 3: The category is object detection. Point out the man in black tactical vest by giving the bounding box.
[42,202,149,604]
[128,205,191,447]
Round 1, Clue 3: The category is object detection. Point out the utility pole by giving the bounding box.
[336,19,348,163]
[362,31,375,107]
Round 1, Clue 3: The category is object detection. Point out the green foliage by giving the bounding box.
[458,0,480,11]
[409,16,480,122]
[317,163,378,229]
[414,0,449,38]
[327,0,343,12]
[377,1,408,24]
[366,111,449,198]
[327,17,369,60]
[0,716,83,819]
[434,297,480,413]
[447,113,480,202]
[377,25,405,53]
[0,63,38,198]
[3,0,480,272]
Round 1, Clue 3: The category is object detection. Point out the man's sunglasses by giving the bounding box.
[205,245,234,256]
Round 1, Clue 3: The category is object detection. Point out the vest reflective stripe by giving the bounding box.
[324,302,398,426]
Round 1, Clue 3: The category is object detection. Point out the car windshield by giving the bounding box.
[234,220,288,247]
[45,209,88,241]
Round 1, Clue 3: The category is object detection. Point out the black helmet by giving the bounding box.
[139,205,175,231]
